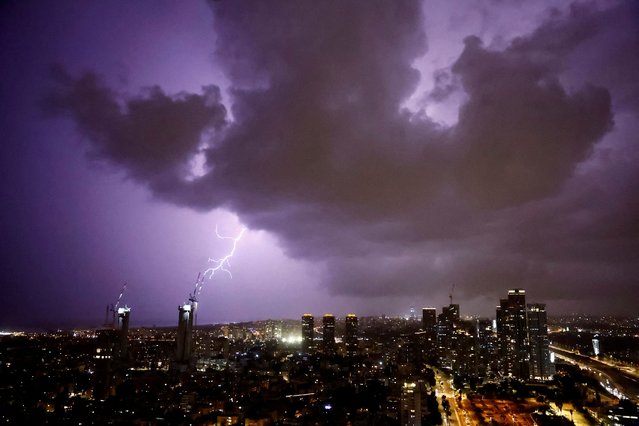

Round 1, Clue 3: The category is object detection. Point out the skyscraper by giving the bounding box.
[421,308,437,333]
[94,306,131,400]
[322,314,336,355]
[344,314,358,357]
[420,308,438,361]
[496,289,530,379]
[527,303,554,379]
[437,304,460,369]
[301,314,314,353]
[116,307,130,360]
[175,303,195,370]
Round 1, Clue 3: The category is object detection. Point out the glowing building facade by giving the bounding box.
[527,303,554,379]
[437,304,459,369]
[322,314,336,355]
[344,314,358,356]
[496,289,530,379]
[301,314,314,353]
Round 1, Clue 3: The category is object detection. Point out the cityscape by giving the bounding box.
[1,1,638,425]
[2,288,639,425]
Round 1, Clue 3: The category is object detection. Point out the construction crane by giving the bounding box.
[188,272,203,305]
[187,272,204,326]
[104,282,127,327]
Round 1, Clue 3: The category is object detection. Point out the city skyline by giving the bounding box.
[1,1,638,329]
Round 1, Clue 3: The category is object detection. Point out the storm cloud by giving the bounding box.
[44,0,638,313]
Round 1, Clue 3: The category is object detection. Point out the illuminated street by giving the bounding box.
[552,346,639,403]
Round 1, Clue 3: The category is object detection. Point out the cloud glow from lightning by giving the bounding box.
[196,225,247,296]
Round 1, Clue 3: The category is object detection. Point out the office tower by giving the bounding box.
[175,303,195,370]
[527,303,554,379]
[421,308,437,332]
[322,314,336,355]
[450,320,478,377]
[301,314,314,353]
[496,289,530,379]
[344,314,358,356]
[437,304,460,369]
[476,318,499,377]
[418,308,437,363]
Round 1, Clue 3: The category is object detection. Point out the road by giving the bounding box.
[434,369,464,426]
[551,345,639,403]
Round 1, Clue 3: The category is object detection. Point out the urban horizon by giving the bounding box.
[1,287,592,332]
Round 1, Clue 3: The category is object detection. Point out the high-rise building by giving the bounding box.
[116,307,130,359]
[344,314,358,356]
[175,303,195,370]
[419,308,438,361]
[475,318,499,377]
[94,306,131,400]
[301,314,314,353]
[437,304,460,369]
[496,289,530,379]
[400,381,426,426]
[421,308,437,332]
[527,303,554,379]
[322,314,336,355]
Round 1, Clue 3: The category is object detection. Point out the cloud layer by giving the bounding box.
[44,1,638,313]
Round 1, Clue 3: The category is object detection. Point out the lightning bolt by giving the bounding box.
[198,225,247,295]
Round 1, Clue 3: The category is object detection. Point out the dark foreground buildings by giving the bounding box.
[94,306,131,400]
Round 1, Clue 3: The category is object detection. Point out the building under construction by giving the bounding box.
[94,285,131,400]
[171,274,202,372]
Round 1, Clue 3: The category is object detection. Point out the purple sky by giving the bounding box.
[1,1,638,329]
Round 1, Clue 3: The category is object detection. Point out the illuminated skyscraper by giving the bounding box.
[527,303,553,379]
[496,289,529,379]
[301,314,314,353]
[437,304,459,369]
[323,314,336,355]
[344,314,358,356]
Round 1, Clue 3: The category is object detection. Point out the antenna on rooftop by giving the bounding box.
[449,283,455,306]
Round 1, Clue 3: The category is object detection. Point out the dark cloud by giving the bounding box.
[452,35,612,208]
[42,65,227,196]
[44,1,638,312]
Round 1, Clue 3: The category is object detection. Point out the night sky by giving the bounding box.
[1,1,638,329]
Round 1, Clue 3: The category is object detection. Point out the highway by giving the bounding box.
[551,345,639,403]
